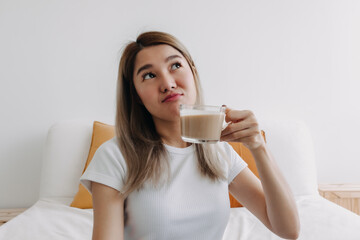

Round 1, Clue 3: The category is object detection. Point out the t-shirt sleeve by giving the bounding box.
[218,142,248,184]
[79,138,127,195]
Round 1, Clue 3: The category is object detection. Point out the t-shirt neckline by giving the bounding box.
[163,143,195,154]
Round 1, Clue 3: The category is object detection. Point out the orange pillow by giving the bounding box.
[70,121,115,209]
[70,121,265,209]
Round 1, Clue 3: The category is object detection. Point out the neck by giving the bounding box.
[153,117,191,148]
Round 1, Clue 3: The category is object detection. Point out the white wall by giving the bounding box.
[1,0,359,208]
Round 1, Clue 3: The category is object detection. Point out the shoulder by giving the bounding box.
[215,141,246,167]
[95,137,121,155]
[98,136,119,149]
[80,137,127,194]
[92,137,126,168]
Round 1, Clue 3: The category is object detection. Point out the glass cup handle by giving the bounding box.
[222,121,231,131]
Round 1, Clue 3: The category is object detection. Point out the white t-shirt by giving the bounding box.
[80,137,247,240]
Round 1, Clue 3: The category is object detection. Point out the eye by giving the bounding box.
[170,62,181,70]
[142,72,156,80]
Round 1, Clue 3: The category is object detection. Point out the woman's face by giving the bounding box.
[133,44,197,122]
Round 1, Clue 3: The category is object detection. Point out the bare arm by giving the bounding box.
[92,182,125,240]
[229,146,300,239]
[222,108,300,239]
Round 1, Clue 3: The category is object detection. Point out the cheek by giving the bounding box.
[184,73,197,98]
[136,86,157,106]
[181,70,195,87]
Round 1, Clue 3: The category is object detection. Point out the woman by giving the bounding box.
[80,31,300,240]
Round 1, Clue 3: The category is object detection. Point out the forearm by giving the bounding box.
[251,144,300,238]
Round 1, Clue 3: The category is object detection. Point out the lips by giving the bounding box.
[162,93,183,103]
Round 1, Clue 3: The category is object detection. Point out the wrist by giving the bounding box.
[249,142,267,154]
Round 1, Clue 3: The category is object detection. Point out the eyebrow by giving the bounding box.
[136,54,182,76]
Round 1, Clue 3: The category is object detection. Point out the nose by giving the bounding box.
[159,73,177,93]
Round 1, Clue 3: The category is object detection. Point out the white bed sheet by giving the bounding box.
[0,198,93,240]
[1,196,360,240]
[223,195,360,240]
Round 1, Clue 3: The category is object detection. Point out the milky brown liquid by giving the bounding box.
[180,114,225,141]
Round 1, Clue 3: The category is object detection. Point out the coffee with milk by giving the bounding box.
[179,105,226,144]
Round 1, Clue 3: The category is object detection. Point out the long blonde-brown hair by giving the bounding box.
[115,31,226,197]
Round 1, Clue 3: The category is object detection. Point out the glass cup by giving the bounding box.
[179,104,226,144]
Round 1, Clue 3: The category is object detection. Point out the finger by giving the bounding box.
[224,135,260,146]
[223,105,230,114]
[225,109,253,123]
[220,127,259,142]
[222,106,232,123]
[221,118,258,136]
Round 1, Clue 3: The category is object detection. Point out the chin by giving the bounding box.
[171,104,181,116]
